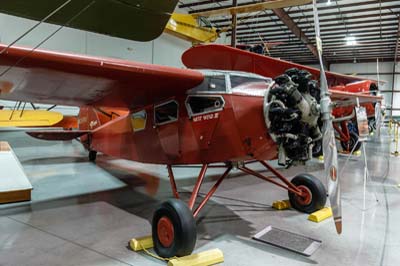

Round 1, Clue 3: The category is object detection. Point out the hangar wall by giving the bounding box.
[0,14,191,67]
[331,62,400,116]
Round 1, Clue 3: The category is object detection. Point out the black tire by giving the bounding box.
[152,199,197,258]
[312,140,323,157]
[89,150,97,162]
[288,174,327,214]
[340,131,361,152]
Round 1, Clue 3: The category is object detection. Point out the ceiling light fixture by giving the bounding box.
[345,36,357,46]
[327,0,332,5]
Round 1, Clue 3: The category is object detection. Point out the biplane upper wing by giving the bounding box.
[0,0,178,42]
[182,44,375,86]
[0,44,204,108]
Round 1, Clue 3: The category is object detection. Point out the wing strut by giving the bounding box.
[0,0,73,56]
[0,1,96,78]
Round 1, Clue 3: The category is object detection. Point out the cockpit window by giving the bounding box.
[154,100,178,125]
[190,75,227,93]
[231,76,270,90]
[230,76,271,95]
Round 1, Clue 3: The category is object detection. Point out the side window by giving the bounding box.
[186,95,224,117]
[191,75,227,93]
[154,101,178,125]
[131,110,147,132]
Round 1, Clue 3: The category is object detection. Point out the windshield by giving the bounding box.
[230,75,272,95]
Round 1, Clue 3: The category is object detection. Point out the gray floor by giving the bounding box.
[0,129,399,266]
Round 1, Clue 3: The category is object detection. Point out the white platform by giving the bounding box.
[0,142,32,203]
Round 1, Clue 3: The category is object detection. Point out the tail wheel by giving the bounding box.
[288,174,326,214]
[340,131,361,152]
[152,199,196,258]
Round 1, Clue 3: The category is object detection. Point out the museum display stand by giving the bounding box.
[0,141,32,203]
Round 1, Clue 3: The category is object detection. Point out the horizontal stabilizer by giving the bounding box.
[26,130,89,141]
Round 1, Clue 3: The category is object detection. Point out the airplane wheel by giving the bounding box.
[340,131,361,152]
[288,174,326,214]
[89,150,97,162]
[152,199,196,258]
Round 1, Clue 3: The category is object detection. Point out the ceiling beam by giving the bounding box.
[227,16,398,34]
[230,20,399,36]
[178,0,229,9]
[216,10,398,29]
[395,17,400,61]
[231,0,238,47]
[209,3,400,24]
[188,0,397,15]
[272,7,327,66]
[238,27,399,42]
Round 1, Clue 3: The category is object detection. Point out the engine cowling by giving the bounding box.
[264,68,322,166]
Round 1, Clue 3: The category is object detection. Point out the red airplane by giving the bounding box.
[0,43,382,258]
[182,45,381,154]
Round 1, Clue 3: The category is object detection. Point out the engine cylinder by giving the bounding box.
[264,68,322,165]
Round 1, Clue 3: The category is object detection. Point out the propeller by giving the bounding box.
[312,0,342,234]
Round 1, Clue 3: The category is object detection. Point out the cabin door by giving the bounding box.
[186,95,225,150]
[154,100,181,159]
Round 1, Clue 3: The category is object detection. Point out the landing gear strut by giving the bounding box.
[151,161,327,258]
[89,150,97,162]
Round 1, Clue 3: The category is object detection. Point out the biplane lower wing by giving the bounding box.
[0,44,204,108]
[26,130,90,141]
[0,110,63,127]
[182,44,375,86]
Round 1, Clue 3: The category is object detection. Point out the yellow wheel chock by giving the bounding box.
[130,236,224,266]
[308,207,333,223]
[272,199,291,210]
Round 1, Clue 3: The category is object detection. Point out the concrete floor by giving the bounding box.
[0,129,399,266]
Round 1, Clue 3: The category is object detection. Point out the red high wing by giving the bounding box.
[182,44,373,86]
[0,44,204,108]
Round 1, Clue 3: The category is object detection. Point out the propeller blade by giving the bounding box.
[322,121,342,234]
[312,0,342,234]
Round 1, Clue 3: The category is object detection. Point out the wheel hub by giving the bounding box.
[296,185,312,206]
[157,216,174,248]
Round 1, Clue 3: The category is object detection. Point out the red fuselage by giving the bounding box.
[79,71,278,165]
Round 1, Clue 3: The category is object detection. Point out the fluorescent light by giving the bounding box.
[345,36,357,46]
[327,0,332,5]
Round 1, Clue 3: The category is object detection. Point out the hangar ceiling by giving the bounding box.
[179,0,400,66]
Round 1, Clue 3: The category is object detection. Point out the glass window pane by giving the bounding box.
[155,101,178,125]
[191,75,226,93]
[187,96,224,115]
